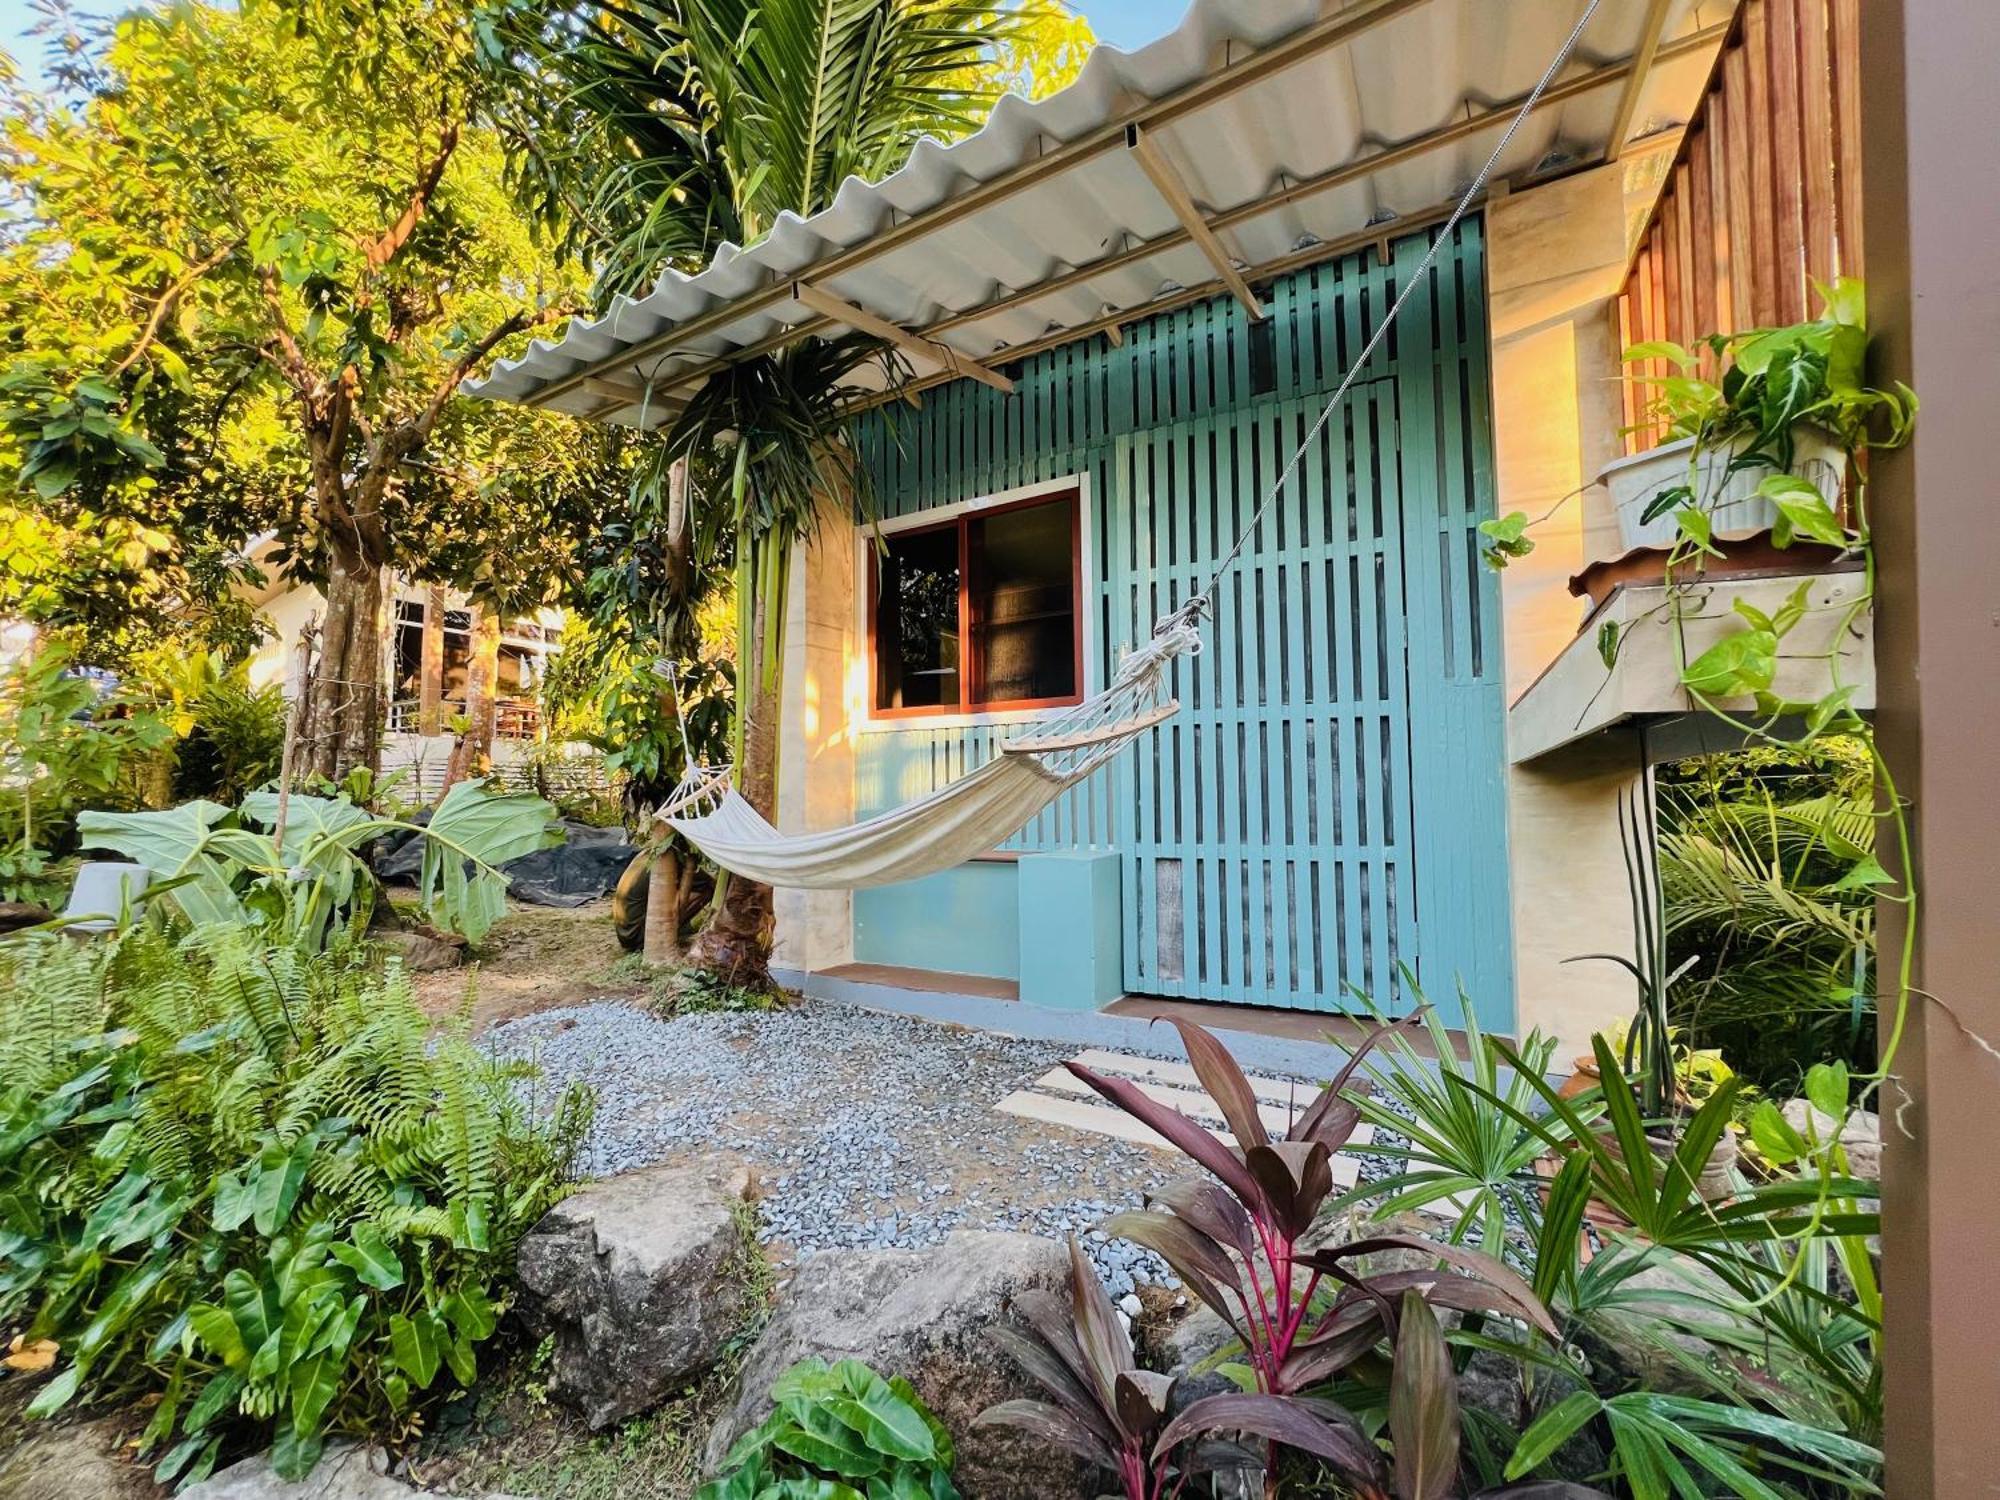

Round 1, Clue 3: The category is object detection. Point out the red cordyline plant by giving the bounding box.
[1068,1016,1556,1398]
[979,1240,1388,1500]
[982,1242,1609,1500]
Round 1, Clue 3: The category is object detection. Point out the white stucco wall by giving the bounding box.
[1485,162,1662,1059]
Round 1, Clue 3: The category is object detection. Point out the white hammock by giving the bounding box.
[656,3,1598,890]
[661,619,1197,888]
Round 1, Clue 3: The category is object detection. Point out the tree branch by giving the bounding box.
[363,121,461,271]
[110,239,240,377]
[414,303,571,437]
[257,265,314,397]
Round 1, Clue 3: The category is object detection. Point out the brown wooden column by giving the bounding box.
[1859,1,2000,1491]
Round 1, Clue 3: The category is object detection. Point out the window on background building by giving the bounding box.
[392,600,425,701]
[870,489,1080,717]
[440,608,473,703]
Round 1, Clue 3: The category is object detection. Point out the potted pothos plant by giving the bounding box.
[1481,276,1916,570]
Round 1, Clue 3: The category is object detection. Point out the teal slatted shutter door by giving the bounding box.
[848,221,1512,1029]
[1106,222,1512,1025]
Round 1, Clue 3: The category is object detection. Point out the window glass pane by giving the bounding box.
[874,525,960,711]
[969,498,1075,705]
[393,622,424,699]
[441,632,472,700]
[498,642,539,697]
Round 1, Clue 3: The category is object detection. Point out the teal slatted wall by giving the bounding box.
[851,220,1513,1027]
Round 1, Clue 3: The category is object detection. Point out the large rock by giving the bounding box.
[0,1414,162,1500]
[704,1232,1097,1500]
[1781,1100,1882,1181]
[517,1154,757,1430]
[180,1444,528,1499]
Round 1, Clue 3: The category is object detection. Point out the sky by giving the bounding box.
[1072,0,1186,51]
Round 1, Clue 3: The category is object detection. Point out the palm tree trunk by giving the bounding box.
[643,845,685,964]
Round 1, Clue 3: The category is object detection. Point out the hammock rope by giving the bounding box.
[658,0,1603,890]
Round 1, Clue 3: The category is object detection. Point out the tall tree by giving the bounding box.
[0,0,610,771]
[487,0,1090,984]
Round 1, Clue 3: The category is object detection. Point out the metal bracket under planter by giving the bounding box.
[1507,567,1873,764]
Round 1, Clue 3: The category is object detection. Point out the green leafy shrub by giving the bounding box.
[128,648,288,806]
[0,639,172,902]
[698,1357,961,1500]
[77,778,562,945]
[0,922,592,1485]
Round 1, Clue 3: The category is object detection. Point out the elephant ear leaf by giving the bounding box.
[414,779,562,940]
[76,800,245,925]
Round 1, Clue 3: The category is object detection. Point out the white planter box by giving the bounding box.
[1597,426,1845,552]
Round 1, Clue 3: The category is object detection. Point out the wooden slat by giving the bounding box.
[1616,291,1638,455]
[1720,53,1758,332]
[1688,129,1719,346]
[1765,0,1807,323]
[1829,0,1864,275]
[1744,0,1779,325]
[1672,163,1697,341]
[1660,187,1684,347]
[1798,0,1838,288]
[1706,90,1737,338]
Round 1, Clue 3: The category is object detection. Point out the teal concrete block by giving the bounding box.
[854,861,1018,980]
[1017,850,1123,1011]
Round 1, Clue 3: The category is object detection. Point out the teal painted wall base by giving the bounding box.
[1017,850,1123,1011]
[853,861,1019,981]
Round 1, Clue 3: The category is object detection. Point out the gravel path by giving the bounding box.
[486,996,1404,1298]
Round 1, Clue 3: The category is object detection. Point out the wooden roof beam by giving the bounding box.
[1605,0,1677,162]
[1126,124,1266,320]
[788,282,1016,396]
[792,280,1014,395]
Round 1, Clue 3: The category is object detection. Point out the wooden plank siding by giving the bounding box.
[848,223,1513,1025]
[1616,0,1863,452]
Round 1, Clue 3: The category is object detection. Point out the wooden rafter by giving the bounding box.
[1126,124,1265,320]
[791,281,1014,394]
[1605,0,1678,162]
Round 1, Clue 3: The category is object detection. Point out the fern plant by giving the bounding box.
[1658,741,1879,1085]
[0,922,591,1486]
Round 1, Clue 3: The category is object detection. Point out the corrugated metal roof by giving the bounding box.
[471,0,1720,423]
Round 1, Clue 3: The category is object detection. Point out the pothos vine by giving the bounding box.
[1483,276,1924,1306]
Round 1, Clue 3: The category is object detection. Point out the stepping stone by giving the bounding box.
[995,1049,1374,1184]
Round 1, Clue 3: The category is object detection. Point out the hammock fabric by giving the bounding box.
[656,1,1599,891]
[661,619,1196,889]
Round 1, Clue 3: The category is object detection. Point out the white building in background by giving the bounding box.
[239,547,579,802]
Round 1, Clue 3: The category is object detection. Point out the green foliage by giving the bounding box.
[700,1357,961,1500]
[0,639,173,901]
[0,922,591,1485]
[77,778,562,944]
[127,647,289,805]
[1332,976,1594,1256]
[1657,742,1879,1087]
[1,0,614,676]
[1626,277,1916,469]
